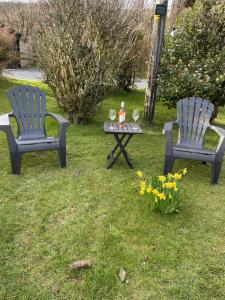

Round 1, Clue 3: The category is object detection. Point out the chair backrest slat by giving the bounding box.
[27,87,36,131]
[177,100,183,143]
[35,88,41,130]
[177,97,214,147]
[198,100,214,144]
[21,88,31,131]
[195,99,210,144]
[8,86,47,140]
[187,97,195,142]
[182,98,188,142]
[191,98,202,143]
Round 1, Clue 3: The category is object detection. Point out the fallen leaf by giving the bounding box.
[119,267,127,282]
[69,260,92,270]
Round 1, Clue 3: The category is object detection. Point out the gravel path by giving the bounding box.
[2,69,147,89]
[2,68,44,82]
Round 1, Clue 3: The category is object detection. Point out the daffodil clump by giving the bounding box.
[137,169,187,214]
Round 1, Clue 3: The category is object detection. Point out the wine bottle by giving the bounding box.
[119,101,126,128]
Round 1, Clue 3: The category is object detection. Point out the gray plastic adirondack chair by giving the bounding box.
[163,97,225,184]
[0,85,70,174]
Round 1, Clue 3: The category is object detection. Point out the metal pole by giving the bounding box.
[144,0,168,124]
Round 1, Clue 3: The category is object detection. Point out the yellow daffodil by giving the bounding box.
[162,183,165,189]
[158,175,166,182]
[165,182,172,189]
[140,187,145,196]
[165,181,177,190]
[158,193,166,200]
[146,186,152,193]
[137,170,143,177]
[140,189,145,196]
[172,182,177,189]
[173,173,182,180]
[183,168,187,175]
[140,181,146,189]
[152,189,159,195]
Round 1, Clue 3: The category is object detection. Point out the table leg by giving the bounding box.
[114,134,134,169]
[107,133,134,169]
[107,134,126,159]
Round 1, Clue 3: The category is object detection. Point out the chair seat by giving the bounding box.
[16,137,59,145]
[174,145,215,155]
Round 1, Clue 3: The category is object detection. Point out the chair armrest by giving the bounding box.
[209,125,225,159]
[46,112,70,126]
[46,112,70,141]
[0,113,11,127]
[209,125,225,137]
[163,121,177,156]
[0,113,17,152]
[163,121,177,134]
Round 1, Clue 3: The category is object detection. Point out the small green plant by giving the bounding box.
[136,169,187,214]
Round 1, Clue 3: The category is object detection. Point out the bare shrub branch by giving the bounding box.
[35,0,145,124]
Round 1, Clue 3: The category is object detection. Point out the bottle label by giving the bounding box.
[119,112,125,123]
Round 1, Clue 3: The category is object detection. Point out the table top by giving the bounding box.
[104,122,143,134]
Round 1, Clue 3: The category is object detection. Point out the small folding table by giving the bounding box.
[104,122,143,169]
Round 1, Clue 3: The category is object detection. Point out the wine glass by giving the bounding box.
[109,109,116,130]
[132,109,139,130]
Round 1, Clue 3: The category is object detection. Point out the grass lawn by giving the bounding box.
[0,77,225,300]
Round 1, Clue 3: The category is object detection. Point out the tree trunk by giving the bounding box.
[68,111,89,125]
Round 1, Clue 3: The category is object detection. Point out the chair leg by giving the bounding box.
[10,152,21,175]
[164,155,175,175]
[211,160,223,184]
[58,146,66,168]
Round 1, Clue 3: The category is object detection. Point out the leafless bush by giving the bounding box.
[116,6,154,90]
[0,1,41,43]
[35,0,145,124]
[0,30,15,72]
